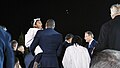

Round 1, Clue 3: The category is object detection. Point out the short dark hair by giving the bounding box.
[65,33,74,40]
[34,20,40,25]
[91,49,120,68]
[31,18,41,27]
[71,35,82,45]
[85,31,94,38]
[46,19,55,28]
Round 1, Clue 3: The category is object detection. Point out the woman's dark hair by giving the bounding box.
[71,35,82,45]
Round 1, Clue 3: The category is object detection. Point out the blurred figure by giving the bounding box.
[84,31,98,58]
[17,45,26,68]
[30,19,63,68]
[25,18,43,68]
[0,26,14,68]
[11,40,20,68]
[11,40,18,51]
[90,49,120,68]
[96,4,120,52]
[62,35,91,68]
[0,25,7,31]
[11,40,26,68]
[14,58,22,68]
[18,45,25,54]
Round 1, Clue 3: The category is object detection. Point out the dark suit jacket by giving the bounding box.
[58,41,71,68]
[14,50,26,68]
[30,28,63,68]
[87,39,97,58]
[60,41,71,61]
[0,28,14,68]
[96,15,120,52]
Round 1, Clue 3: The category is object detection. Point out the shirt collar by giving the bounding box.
[89,39,94,45]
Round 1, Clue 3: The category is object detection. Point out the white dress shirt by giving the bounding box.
[88,39,94,48]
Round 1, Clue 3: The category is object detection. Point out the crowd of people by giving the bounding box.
[0,3,120,68]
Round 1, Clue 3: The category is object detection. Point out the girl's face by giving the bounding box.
[35,20,42,28]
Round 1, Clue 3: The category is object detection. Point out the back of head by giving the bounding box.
[11,40,18,46]
[91,49,120,68]
[45,19,55,29]
[71,35,82,45]
[110,4,120,19]
[11,40,18,50]
[65,33,74,40]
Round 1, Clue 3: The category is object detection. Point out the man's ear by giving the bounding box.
[33,25,37,28]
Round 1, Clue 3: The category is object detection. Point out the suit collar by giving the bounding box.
[46,28,54,30]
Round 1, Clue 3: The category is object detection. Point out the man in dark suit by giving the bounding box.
[30,19,63,68]
[0,26,14,68]
[96,4,120,52]
[61,33,74,59]
[59,33,74,68]
[84,31,98,58]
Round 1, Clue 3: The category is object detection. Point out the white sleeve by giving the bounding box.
[25,28,34,47]
[34,46,43,55]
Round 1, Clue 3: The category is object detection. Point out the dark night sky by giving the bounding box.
[0,0,119,40]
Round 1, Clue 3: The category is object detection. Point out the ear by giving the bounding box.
[33,25,37,28]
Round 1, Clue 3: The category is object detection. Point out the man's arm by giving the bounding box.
[57,34,63,57]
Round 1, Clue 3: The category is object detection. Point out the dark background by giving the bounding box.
[0,0,119,41]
